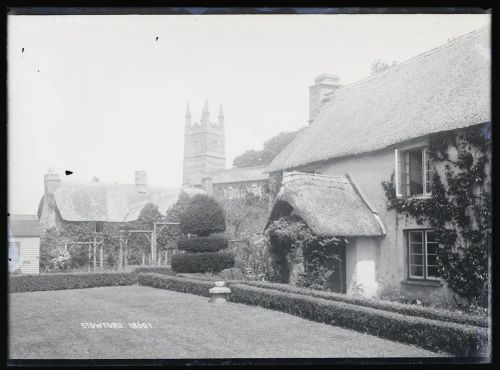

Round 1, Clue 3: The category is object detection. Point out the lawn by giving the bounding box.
[9,285,443,359]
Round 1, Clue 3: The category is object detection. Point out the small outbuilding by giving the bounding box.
[8,215,41,274]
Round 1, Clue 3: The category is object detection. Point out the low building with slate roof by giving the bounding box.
[265,26,491,303]
[9,215,42,274]
[189,165,270,200]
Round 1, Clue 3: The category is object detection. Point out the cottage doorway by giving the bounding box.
[326,242,346,293]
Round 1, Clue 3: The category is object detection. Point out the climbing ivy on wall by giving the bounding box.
[381,123,491,305]
[265,214,342,290]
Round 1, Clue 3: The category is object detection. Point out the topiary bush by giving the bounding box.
[173,194,234,273]
[171,251,235,273]
[179,194,226,237]
[177,236,228,253]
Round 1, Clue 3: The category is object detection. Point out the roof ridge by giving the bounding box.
[60,180,177,190]
[332,25,489,96]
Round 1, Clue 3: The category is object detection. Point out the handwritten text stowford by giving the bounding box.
[80,321,153,329]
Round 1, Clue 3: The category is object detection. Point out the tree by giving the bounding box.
[370,58,397,74]
[221,193,270,238]
[137,203,163,225]
[123,202,164,266]
[157,191,192,259]
[232,129,303,168]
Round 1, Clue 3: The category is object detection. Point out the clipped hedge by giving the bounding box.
[9,272,138,293]
[134,267,175,276]
[162,274,487,328]
[138,272,213,297]
[171,251,234,273]
[178,236,228,253]
[229,284,489,357]
[223,280,488,328]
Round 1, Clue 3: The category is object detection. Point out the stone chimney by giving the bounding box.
[135,170,147,193]
[309,74,341,123]
[44,167,61,195]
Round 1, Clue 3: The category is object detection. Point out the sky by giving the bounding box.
[7,13,490,214]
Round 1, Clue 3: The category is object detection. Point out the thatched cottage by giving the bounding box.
[265,26,490,303]
[38,169,203,233]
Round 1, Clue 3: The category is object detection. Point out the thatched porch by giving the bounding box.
[266,172,385,296]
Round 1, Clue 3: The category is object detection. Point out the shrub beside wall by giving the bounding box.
[229,284,489,357]
[9,272,138,293]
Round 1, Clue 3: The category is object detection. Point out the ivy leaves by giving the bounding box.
[382,123,491,305]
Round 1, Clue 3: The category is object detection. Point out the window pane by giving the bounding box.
[409,231,423,243]
[410,265,424,277]
[427,254,437,265]
[427,266,439,278]
[426,231,436,243]
[410,243,422,254]
[410,254,423,265]
[408,149,423,195]
[424,148,432,194]
[427,243,438,255]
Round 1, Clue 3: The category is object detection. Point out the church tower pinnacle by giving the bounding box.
[218,103,224,126]
[201,98,210,125]
[185,102,191,126]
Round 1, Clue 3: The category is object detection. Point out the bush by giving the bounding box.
[134,267,175,275]
[232,234,275,281]
[9,272,138,293]
[177,236,228,253]
[176,273,222,281]
[171,251,234,273]
[138,273,214,297]
[179,194,226,236]
[223,280,488,328]
[229,284,488,357]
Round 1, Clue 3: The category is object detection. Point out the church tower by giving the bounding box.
[182,100,226,187]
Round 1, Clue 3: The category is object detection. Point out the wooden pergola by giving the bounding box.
[65,221,180,271]
[119,221,180,268]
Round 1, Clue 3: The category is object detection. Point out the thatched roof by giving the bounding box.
[267,172,385,237]
[267,26,490,172]
[191,166,269,186]
[9,215,41,237]
[48,183,203,223]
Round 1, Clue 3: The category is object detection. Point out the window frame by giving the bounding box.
[95,221,104,233]
[407,229,440,281]
[395,146,432,198]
